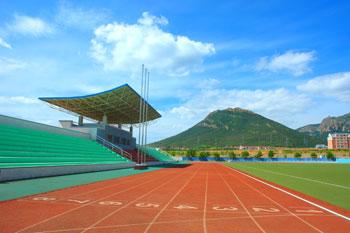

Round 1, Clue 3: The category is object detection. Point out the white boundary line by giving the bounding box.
[239,165,350,190]
[143,165,201,233]
[217,166,266,233]
[15,170,176,233]
[35,214,336,233]
[203,169,209,233]
[228,166,350,222]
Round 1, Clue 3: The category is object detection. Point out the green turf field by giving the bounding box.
[224,162,350,210]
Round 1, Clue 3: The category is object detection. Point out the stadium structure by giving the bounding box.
[0,71,175,182]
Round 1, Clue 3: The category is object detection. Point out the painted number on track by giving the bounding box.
[252,207,280,213]
[135,203,160,208]
[173,204,198,210]
[98,201,123,206]
[212,206,238,211]
[32,197,56,201]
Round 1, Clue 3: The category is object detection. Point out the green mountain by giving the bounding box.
[153,107,322,148]
[298,113,350,136]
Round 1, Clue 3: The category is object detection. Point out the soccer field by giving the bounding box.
[225,162,350,210]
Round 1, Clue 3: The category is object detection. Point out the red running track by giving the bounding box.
[0,163,349,233]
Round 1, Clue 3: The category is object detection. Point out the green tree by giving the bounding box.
[268,150,275,158]
[255,150,263,158]
[310,152,317,159]
[294,152,302,158]
[241,150,250,158]
[199,151,207,160]
[326,151,335,160]
[228,151,236,160]
[186,149,196,158]
[213,152,220,161]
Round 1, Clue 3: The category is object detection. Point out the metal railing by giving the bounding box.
[96,136,134,161]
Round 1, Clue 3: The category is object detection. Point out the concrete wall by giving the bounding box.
[97,125,136,150]
[0,115,91,139]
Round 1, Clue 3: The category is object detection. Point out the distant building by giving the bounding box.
[327,133,350,149]
[315,144,327,149]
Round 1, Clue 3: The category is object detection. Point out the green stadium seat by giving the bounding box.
[0,123,130,168]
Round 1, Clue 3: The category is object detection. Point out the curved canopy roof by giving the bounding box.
[39,84,161,124]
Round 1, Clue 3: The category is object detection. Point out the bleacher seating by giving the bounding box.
[139,147,175,162]
[0,124,130,168]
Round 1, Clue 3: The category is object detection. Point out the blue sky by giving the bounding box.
[0,0,350,142]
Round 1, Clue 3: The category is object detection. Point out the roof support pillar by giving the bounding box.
[78,115,83,126]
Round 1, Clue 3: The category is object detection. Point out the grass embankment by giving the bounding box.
[225,163,350,210]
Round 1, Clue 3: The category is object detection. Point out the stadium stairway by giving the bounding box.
[125,149,158,163]
[138,147,175,162]
[0,123,130,169]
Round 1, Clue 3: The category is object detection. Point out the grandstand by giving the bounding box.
[0,123,129,168]
[0,83,172,182]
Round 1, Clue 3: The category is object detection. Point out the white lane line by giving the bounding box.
[203,169,209,233]
[228,166,350,222]
[36,214,336,233]
[15,170,175,233]
[143,166,201,233]
[80,169,195,233]
[240,165,350,190]
[48,169,170,203]
[223,166,324,233]
[217,166,267,233]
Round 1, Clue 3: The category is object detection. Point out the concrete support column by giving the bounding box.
[78,115,83,126]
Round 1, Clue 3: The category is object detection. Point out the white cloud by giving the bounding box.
[55,1,110,30]
[0,57,27,74]
[137,12,168,26]
[0,96,40,104]
[170,88,310,120]
[297,71,350,102]
[0,37,12,49]
[256,51,315,76]
[147,87,311,142]
[90,12,215,76]
[196,78,220,90]
[7,14,53,37]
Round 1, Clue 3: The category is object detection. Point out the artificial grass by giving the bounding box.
[225,162,350,210]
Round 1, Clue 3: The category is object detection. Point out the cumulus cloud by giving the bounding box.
[7,14,53,37]
[170,88,310,120]
[297,71,350,102]
[90,12,215,76]
[0,57,27,75]
[147,87,311,141]
[55,1,110,30]
[256,51,315,76]
[0,37,12,49]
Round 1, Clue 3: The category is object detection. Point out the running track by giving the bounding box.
[0,163,349,233]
